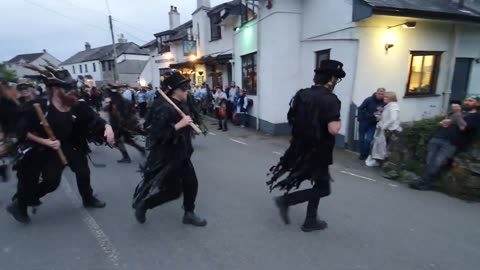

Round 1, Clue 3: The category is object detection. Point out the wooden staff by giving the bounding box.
[33,103,68,165]
[157,90,203,134]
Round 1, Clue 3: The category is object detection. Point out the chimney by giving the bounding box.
[197,0,211,9]
[42,49,47,53]
[85,42,91,50]
[169,6,180,30]
[117,34,128,43]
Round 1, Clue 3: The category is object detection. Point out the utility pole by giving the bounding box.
[105,0,118,82]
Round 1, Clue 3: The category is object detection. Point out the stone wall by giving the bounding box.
[381,117,480,201]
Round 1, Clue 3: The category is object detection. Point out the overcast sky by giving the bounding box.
[1,0,225,62]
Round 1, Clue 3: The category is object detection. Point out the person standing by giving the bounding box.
[409,96,480,190]
[6,65,114,224]
[0,78,20,182]
[267,60,345,232]
[213,86,228,131]
[133,71,207,226]
[236,89,249,127]
[357,88,385,160]
[136,88,148,118]
[226,81,238,120]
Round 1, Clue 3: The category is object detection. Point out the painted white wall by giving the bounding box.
[457,25,480,95]
[118,54,149,62]
[192,8,210,57]
[62,60,103,83]
[8,52,61,78]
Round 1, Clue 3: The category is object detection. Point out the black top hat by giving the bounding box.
[23,64,77,91]
[315,60,346,79]
[161,71,190,93]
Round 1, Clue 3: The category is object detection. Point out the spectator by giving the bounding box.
[213,86,228,131]
[357,88,385,160]
[137,88,148,118]
[122,87,133,103]
[366,91,402,166]
[409,96,480,190]
[236,89,249,127]
[226,81,238,120]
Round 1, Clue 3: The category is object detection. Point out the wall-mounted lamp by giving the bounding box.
[233,27,240,32]
[385,44,394,52]
[388,21,417,29]
[198,71,204,76]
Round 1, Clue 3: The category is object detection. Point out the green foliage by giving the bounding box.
[402,116,444,162]
[0,63,17,82]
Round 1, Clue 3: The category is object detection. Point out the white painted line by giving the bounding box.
[272,151,283,156]
[340,170,377,182]
[208,132,217,136]
[62,179,123,269]
[388,183,399,188]
[229,138,248,146]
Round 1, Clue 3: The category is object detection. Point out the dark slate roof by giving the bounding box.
[166,20,193,42]
[6,52,44,64]
[140,39,156,49]
[61,42,148,65]
[207,0,242,18]
[357,0,480,22]
[117,60,148,74]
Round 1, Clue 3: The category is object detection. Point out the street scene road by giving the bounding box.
[1,120,479,270]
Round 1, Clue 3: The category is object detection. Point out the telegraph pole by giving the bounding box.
[105,0,118,82]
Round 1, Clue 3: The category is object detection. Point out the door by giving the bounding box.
[450,58,472,103]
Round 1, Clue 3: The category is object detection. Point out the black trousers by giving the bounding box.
[15,147,94,207]
[144,159,198,212]
[283,166,331,218]
[138,102,147,118]
[116,135,145,159]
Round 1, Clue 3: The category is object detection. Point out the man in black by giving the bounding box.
[0,78,20,182]
[133,71,206,227]
[410,96,480,190]
[267,60,345,232]
[6,65,114,224]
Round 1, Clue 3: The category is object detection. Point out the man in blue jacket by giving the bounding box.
[357,88,385,160]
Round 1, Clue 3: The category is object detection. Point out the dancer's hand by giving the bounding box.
[175,116,193,130]
[44,139,61,150]
[104,124,114,145]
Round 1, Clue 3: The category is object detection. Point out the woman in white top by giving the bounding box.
[367,91,402,165]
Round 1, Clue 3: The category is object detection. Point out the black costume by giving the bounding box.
[6,65,107,224]
[267,60,345,232]
[105,86,145,163]
[0,83,20,182]
[133,71,206,226]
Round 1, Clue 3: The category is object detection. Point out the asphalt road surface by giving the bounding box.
[1,121,479,270]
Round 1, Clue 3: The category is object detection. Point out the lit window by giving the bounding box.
[241,52,257,95]
[406,52,442,96]
[241,0,257,25]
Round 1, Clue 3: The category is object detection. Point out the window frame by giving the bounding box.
[241,52,257,96]
[102,62,106,72]
[108,61,112,71]
[79,64,83,73]
[315,49,331,69]
[93,63,96,72]
[241,0,258,25]
[72,65,76,74]
[209,12,222,41]
[157,35,171,54]
[85,64,88,73]
[405,51,442,97]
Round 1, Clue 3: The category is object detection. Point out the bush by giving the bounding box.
[402,116,444,162]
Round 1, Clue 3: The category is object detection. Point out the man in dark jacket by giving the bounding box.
[133,71,206,227]
[6,65,114,224]
[357,88,385,160]
[268,60,345,232]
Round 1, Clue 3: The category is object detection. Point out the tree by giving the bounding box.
[0,63,17,82]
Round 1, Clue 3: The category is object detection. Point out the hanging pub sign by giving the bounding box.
[183,40,197,56]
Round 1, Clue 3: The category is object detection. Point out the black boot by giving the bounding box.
[6,199,31,224]
[83,196,106,208]
[274,196,290,225]
[301,218,328,232]
[183,211,207,227]
[409,178,432,191]
[134,201,147,224]
[0,165,8,182]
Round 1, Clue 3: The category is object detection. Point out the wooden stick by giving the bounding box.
[157,90,203,134]
[33,103,68,165]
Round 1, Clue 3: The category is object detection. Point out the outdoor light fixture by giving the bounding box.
[234,27,240,32]
[385,43,394,52]
[388,21,417,29]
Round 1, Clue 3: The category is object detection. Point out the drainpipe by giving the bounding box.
[255,9,262,131]
[443,24,460,113]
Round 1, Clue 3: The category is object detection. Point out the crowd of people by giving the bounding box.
[357,88,480,190]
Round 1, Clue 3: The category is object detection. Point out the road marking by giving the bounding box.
[208,132,217,136]
[340,170,377,182]
[388,183,399,188]
[62,179,123,270]
[229,138,248,146]
[272,151,283,156]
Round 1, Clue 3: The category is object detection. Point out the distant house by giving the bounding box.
[5,49,61,78]
[61,37,149,87]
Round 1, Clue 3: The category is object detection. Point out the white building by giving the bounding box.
[61,37,149,87]
[5,50,61,78]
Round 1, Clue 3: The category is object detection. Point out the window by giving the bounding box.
[241,0,257,25]
[210,13,222,41]
[85,64,88,73]
[241,52,257,95]
[93,63,96,72]
[79,64,83,73]
[406,51,442,96]
[315,49,331,69]
[157,35,171,54]
[108,61,112,71]
[72,65,76,74]
[102,62,106,72]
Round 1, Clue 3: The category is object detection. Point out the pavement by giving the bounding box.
[1,119,480,270]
